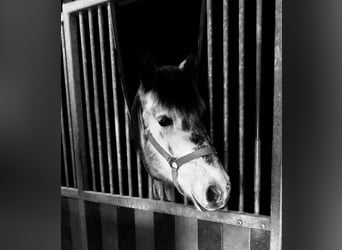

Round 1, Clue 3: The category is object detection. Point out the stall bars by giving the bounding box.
[61,0,282,249]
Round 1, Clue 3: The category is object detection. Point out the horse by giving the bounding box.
[131,53,231,211]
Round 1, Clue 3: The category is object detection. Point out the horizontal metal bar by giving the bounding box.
[63,0,111,14]
[62,0,141,13]
[61,186,79,199]
[61,188,271,231]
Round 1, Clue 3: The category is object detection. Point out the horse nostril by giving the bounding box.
[206,185,221,204]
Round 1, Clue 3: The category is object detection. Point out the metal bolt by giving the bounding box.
[261,224,265,229]
[237,219,243,225]
[172,162,178,169]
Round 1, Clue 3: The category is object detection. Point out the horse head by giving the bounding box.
[131,53,230,211]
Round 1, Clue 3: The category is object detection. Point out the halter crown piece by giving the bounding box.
[146,131,217,194]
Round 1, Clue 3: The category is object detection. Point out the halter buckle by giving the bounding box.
[168,157,178,169]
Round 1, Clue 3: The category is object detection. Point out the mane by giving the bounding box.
[141,65,206,115]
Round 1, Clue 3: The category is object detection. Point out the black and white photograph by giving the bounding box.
[60,0,281,249]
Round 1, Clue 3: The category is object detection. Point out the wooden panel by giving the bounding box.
[62,198,73,250]
[198,220,222,250]
[118,207,136,250]
[85,201,103,250]
[154,212,175,250]
[175,216,198,250]
[222,224,250,250]
[135,209,155,250]
[68,198,83,250]
[100,203,119,250]
[251,229,270,250]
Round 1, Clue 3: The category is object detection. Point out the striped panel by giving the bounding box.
[61,198,73,250]
[175,216,198,250]
[85,201,103,250]
[118,207,136,250]
[223,224,250,250]
[68,198,83,250]
[251,229,270,250]
[198,220,222,250]
[62,198,271,250]
[100,204,119,250]
[135,210,155,250]
[154,212,175,250]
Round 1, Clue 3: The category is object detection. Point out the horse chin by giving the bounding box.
[190,193,226,212]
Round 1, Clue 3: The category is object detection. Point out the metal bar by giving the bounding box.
[254,0,263,215]
[206,0,214,141]
[107,2,123,195]
[136,152,143,198]
[88,8,105,193]
[70,190,272,231]
[61,20,77,187]
[63,12,89,250]
[62,0,143,14]
[238,0,245,212]
[194,0,206,86]
[148,176,152,199]
[79,11,97,191]
[98,6,114,193]
[223,0,229,172]
[270,0,282,249]
[184,196,188,205]
[61,106,70,187]
[109,2,131,112]
[61,186,79,198]
[63,0,111,14]
[125,106,133,196]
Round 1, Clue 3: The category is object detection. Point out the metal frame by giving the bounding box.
[61,0,282,249]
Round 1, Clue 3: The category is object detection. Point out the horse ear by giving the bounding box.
[178,52,199,76]
[139,52,156,85]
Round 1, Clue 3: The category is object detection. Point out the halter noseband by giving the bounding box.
[146,131,217,194]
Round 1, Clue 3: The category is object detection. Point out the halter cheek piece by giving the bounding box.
[146,131,217,195]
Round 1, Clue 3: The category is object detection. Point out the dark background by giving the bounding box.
[114,0,276,214]
[1,0,342,249]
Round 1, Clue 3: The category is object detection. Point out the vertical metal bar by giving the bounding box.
[148,176,153,199]
[223,0,229,172]
[206,0,214,141]
[98,6,114,193]
[61,19,77,188]
[88,8,105,193]
[183,196,188,205]
[61,106,70,187]
[271,0,282,249]
[79,11,97,191]
[107,2,123,195]
[125,106,133,196]
[238,0,245,212]
[63,11,89,250]
[109,2,131,111]
[194,0,206,86]
[254,0,263,215]
[136,152,143,198]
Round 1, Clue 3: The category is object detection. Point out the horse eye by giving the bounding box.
[158,116,173,127]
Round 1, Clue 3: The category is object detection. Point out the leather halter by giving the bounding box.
[146,131,217,194]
